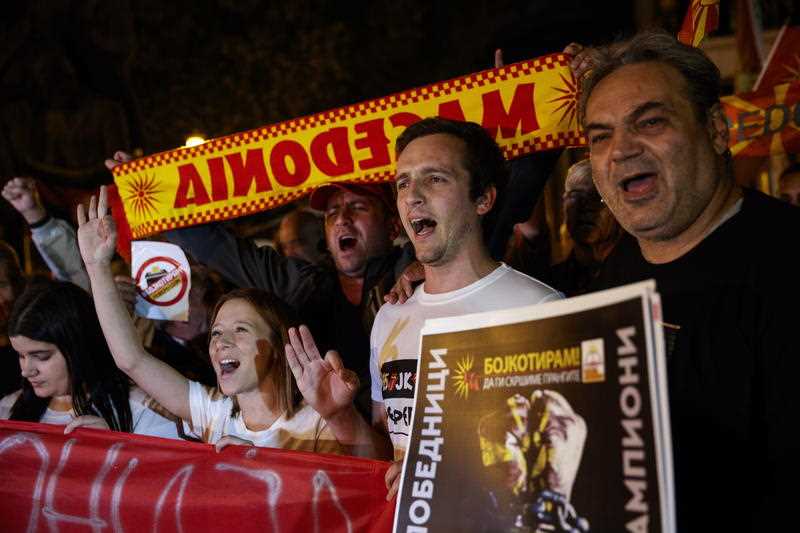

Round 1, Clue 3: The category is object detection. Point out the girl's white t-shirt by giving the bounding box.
[185,380,343,454]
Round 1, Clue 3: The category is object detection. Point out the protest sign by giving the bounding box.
[132,241,191,321]
[394,281,674,533]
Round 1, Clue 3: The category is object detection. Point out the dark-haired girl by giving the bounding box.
[0,280,180,438]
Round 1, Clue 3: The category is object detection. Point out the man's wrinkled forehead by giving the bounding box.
[587,62,690,118]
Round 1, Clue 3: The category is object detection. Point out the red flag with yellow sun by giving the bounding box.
[722,81,800,157]
[678,0,721,47]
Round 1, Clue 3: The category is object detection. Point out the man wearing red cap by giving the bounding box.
[307,182,401,306]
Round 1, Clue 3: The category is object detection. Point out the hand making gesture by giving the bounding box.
[285,325,359,420]
[76,185,117,267]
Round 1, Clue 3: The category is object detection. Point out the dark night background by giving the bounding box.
[0,0,795,254]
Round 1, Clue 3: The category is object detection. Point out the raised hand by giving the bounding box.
[77,185,117,267]
[2,177,47,224]
[563,42,598,82]
[104,151,133,171]
[285,325,358,420]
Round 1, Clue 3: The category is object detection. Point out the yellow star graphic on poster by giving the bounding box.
[453,355,476,399]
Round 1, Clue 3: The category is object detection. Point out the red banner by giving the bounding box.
[0,420,394,533]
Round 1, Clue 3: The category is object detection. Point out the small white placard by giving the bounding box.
[131,241,191,321]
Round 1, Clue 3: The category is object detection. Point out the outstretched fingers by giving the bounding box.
[297,325,323,361]
[285,341,305,381]
[88,194,97,220]
[98,185,108,219]
[287,327,312,364]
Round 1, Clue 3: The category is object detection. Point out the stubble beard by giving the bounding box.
[416,218,474,268]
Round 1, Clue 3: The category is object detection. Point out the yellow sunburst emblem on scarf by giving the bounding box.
[547,71,580,129]
[124,173,163,220]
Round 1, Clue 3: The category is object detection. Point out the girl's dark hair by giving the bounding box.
[7,280,132,431]
[208,288,302,419]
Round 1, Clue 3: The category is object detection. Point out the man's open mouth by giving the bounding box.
[219,359,240,376]
[410,218,437,236]
[620,173,656,193]
[338,236,357,251]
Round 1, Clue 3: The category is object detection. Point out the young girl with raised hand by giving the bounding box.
[77,187,356,453]
[0,280,180,439]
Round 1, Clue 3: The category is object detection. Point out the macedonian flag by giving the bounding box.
[722,81,800,157]
[677,0,721,48]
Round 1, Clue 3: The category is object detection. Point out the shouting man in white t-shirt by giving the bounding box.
[285,118,561,497]
[371,118,561,496]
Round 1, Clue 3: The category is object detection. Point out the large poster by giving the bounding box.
[394,281,673,533]
[0,420,395,532]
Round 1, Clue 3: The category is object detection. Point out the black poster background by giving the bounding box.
[395,296,666,533]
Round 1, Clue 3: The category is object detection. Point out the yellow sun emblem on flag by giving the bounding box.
[124,173,163,220]
[453,355,477,400]
[547,71,580,128]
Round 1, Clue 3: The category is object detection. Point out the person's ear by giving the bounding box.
[707,103,729,156]
[475,185,497,216]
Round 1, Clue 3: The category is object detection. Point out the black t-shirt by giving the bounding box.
[592,189,799,532]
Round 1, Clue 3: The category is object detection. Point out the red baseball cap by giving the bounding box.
[308,182,396,213]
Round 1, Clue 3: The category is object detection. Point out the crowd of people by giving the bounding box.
[2,30,798,531]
